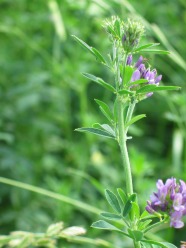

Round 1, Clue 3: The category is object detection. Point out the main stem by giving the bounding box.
[117,99,133,195]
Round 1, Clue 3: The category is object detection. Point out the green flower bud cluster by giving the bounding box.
[122,19,144,52]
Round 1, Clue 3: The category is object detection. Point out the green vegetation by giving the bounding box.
[0,0,186,247]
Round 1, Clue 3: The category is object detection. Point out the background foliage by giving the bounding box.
[0,0,186,247]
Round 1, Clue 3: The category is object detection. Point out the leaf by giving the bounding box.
[123,194,136,217]
[105,189,121,214]
[118,89,135,95]
[141,49,170,54]
[117,188,127,205]
[140,210,157,220]
[72,35,106,64]
[91,220,130,238]
[128,229,143,242]
[125,114,146,128]
[138,219,152,230]
[100,212,122,221]
[114,19,121,37]
[123,66,134,85]
[101,124,116,137]
[136,85,158,94]
[129,79,148,86]
[94,99,113,122]
[141,240,177,248]
[161,243,178,248]
[140,210,151,219]
[148,86,181,92]
[82,73,115,92]
[92,124,115,137]
[92,47,106,64]
[75,127,115,139]
[72,35,95,56]
[137,85,180,94]
[91,220,120,231]
[134,43,160,52]
[131,202,140,219]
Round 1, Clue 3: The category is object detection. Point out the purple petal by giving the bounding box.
[131,70,141,82]
[135,56,143,68]
[170,220,184,228]
[144,69,150,80]
[127,55,133,65]
[155,75,162,85]
[179,180,186,193]
[148,72,156,84]
[170,210,184,228]
[156,180,164,189]
[138,63,145,73]
[173,193,184,211]
[146,92,153,97]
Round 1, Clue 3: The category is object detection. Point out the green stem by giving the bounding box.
[133,241,141,248]
[117,98,133,195]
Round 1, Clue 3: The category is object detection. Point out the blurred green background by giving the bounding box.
[0,0,186,247]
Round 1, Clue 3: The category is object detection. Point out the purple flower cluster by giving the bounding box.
[127,55,162,97]
[146,178,186,228]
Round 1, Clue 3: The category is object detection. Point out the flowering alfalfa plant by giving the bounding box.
[72,17,181,248]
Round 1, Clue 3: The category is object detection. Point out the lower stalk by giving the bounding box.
[117,98,133,195]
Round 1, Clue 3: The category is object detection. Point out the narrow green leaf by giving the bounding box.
[129,79,148,86]
[91,220,120,231]
[123,66,134,85]
[92,47,106,64]
[136,85,157,94]
[92,124,115,137]
[107,26,117,37]
[97,78,116,92]
[117,188,127,205]
[141,240,177,248]
[138,219,152,231]
[131,202,140,219]
[118,89,135,95]
[75,127,115,139]
[105,189,121,214]
[161,242,178,248]
[125,114,146,128]
[91,221,130,238]
[142,49,170,54]
[72,35,106,64]
[137,85,180,94]
[100,107,113,123]
[140,210,157,220]
[149,86,181,92]
[72,35,94,56]
[114,19,121,37]
[82,72,97,81]
[94,99,113,122]
[123,194,136,217]
[134,43,160,52]
[101,124,115,137]
[140,210,149,219]
[128,229,143,242]
[82,73,115,92]
[100,212,122,221]
[123,203,131,218]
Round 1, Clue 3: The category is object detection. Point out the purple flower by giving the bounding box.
[127,55,162,97]
[131,70,140,82]
[127,55,133,65]
[135,56,143,68]
[146,178,186,229]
